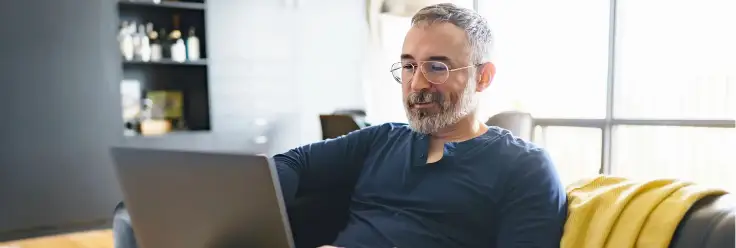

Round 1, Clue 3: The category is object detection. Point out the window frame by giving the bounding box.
[472,0,736,174]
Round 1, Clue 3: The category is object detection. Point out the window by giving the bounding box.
[607,0,736,191]
[614,0,736,119]
[612,126,736,192]
[479,0,611,119]
[534,126,602,185]
[476,0,736,190]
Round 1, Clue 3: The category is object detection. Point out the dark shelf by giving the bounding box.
[118,0,205,10]
[123,59,207,66]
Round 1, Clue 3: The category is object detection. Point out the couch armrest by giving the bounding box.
[670,194,735,248]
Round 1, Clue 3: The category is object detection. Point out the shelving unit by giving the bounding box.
[117,0,211,136]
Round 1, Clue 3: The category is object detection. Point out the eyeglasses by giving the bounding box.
[390,61,478,85]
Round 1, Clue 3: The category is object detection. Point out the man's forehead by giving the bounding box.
[401,22,470,61]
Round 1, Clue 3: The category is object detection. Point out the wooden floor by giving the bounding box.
[0,229,113,248]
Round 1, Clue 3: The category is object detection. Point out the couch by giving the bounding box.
[112,112,735,247]
[113,187,735,248]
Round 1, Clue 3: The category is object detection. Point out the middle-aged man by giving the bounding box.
[275,3,567,248]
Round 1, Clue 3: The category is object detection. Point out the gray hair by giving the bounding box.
[411,3,493,64]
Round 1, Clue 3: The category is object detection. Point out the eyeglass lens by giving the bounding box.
[390,61,450,85]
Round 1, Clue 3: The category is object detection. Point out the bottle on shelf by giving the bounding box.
[159,28,170,59]
[169,15,187,62]
[118,21,129,54]
[169,30,186,62]
[186,26,200,61]
[139,24,151,62]
[120,22,135,61]
[132,23,144,60]
[147,23,162,61]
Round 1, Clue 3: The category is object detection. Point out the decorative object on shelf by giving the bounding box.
[169,31,187,63]
[186,26,200,61]
[138,23,152,62]
[119,21,135,61]
[169,15,187,62]
[140,119,172,136]
[146,90,185,130]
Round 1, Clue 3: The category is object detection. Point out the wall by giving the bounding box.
[0,0,122,240]
[0,0,369,240]
[207,0,368,153]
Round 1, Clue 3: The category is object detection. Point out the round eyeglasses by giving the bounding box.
[390,61,478,85]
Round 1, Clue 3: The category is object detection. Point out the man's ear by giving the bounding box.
[476,62,496,92]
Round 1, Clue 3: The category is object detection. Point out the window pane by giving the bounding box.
[534,126,602,185]
[479,0,610,118]
[612,126,736,192]
[613,0,736,119]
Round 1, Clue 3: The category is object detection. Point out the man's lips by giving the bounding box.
[412,102,437,109]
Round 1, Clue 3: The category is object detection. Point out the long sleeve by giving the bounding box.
[273,124,383,205]
[495,148,568,247]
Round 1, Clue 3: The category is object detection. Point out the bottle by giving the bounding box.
[149,25,162,62]
[186,26,200,61]
[159,28,170,59]
[169,15,186,62]
[170,30,187,62]
[132,23,144,60]
[118,21,129,56]
[121,22,135,61]
[139,23,152,62]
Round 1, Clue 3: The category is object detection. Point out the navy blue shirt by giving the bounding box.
[275,123,567,248]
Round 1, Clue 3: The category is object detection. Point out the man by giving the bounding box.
[276,3,567,248]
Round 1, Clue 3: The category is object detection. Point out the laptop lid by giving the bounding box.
[111,147,294,248]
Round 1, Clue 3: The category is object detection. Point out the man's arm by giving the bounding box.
[496,148,568,247]
[273,124,384,205]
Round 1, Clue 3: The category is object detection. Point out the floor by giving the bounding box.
[0,230,113,248]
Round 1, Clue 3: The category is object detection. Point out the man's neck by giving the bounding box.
[430,114,488,143]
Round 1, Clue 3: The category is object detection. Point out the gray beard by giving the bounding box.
[404,80,478,134]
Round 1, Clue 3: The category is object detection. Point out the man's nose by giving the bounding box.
[409,70,431,91]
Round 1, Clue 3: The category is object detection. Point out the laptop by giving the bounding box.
[110,147,295,248]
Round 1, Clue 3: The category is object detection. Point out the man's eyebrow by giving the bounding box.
[427,56,451,62]
[400,54,451,62]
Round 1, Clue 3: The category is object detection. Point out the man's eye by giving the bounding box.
[428,62,448,71]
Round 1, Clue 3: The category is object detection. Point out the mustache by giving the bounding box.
[407,90,443,105]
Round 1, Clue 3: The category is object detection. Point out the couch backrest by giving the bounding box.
[670,194,735,248]
[486,111,534,140]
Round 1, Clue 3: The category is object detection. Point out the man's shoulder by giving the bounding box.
[479,126,546,158]
[480,128,564,201]
[479,127,556,175]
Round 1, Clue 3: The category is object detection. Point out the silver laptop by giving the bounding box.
[111,147,295,248]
